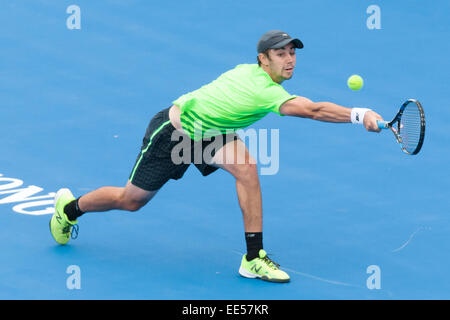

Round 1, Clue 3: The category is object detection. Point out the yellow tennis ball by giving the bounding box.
[347,74,364,91]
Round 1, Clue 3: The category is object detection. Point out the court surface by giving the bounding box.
[1,0,449,299]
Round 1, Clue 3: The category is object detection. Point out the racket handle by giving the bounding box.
[377,120,389,129]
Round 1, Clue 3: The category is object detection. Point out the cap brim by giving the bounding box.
[272,38,304,49]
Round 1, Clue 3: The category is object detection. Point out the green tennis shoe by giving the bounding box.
[239,249,290,283]
[50,188,79,245]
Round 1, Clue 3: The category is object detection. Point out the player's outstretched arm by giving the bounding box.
[279,97,383,132]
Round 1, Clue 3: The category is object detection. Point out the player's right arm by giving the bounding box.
[279,97,382,132]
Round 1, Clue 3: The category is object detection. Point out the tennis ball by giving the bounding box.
[347,74,364,91]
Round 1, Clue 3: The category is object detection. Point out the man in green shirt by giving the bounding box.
[50,30,383,283]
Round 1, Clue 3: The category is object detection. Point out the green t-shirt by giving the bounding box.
[173,64,296,140]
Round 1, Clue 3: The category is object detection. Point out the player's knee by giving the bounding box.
[125,199,146,212]
[118,194,148,212]
[234,162,258,184]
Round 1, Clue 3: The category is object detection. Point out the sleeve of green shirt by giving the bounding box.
[255,83,297,116]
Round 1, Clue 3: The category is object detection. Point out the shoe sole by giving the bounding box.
[49,188,72,245]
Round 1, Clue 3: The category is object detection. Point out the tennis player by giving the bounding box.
[50,30,383,283]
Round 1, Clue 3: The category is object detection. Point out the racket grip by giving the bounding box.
[377,120,389,129]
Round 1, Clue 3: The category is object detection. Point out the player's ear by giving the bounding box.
[258,51,270,67]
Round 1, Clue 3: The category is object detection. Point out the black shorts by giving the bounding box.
[129,107,240,191]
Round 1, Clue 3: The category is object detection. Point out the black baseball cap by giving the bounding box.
[257,30,303,53]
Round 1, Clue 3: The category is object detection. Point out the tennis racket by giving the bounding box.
[377,99,425,155]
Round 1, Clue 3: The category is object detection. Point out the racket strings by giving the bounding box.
[398,105,422,153]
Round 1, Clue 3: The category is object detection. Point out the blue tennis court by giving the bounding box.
[1,0,449,300]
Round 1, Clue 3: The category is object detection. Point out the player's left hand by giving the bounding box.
[364,110,383,133]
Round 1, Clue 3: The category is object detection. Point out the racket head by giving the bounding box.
[388,99,426,155]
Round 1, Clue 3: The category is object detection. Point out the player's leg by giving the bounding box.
[50,182,157,245]
[77,180,158,213]
[212,139,262,233]
[211,138,290,283]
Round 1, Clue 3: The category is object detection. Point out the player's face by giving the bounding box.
[262,42,296,83]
